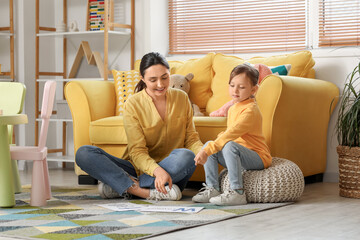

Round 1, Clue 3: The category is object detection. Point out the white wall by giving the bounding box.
[16,0,35,148]
[312,50,360,182]
[0,1,12,77]
[11,0,360,181]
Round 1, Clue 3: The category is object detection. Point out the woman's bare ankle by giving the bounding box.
[126,178,150,199]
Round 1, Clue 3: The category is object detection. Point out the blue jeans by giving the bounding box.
[75,145,196,195]
[204,141,264,191]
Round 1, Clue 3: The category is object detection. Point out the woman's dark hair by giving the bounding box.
[229,64,259,86]
[135,52,170,93]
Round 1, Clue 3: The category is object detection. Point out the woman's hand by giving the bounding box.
[194,149,208,166]
[153,167,172,194]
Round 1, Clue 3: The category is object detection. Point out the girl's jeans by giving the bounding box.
[204,141,264,191]
[76,145,196,195]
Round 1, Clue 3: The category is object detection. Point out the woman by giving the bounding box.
[76,52,203,200]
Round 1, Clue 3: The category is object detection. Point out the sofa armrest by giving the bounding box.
[256,75,339,176]
[65,82,91,153]
[193,116,227,143]
[65,80,116,175]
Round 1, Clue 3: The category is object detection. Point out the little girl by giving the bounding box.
[193,64,272,206]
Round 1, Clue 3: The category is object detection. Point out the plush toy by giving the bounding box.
[169,73,204,116]
[209,63,272,117]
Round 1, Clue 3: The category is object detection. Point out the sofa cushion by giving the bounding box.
[246,50,315,78]
[112,70,141,116]
[89,116,127,144]
[170,53,215,113]
[206,51,315,114]
[245,63,273,84]
[206,53,246,114]
[270,64,292,76]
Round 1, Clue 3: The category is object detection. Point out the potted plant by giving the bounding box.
[336,62,360,198]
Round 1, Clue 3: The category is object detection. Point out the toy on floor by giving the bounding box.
[209,63,272,117]
[169,73,204,116]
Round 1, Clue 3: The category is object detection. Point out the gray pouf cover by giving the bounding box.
[219,157,305,203]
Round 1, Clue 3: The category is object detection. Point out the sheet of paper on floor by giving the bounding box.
[98,202,204,213]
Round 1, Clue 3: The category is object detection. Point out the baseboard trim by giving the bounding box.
[323,172,339,183]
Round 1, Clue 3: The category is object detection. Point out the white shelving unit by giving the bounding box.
[0,0,14,82]
[36,78,114,82]
[35,0,135,165]
[0,79,12,82]
[0,32,12,37]
[47,155,75,162]
[37,30,129,37]
[36,118,73,122]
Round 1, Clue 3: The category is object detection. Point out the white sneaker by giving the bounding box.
[98,182,120,199]
[148,184,182,201]
[209,189,247,206]
[192,183,221,203]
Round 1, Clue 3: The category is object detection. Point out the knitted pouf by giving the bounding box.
[219,157,305,203]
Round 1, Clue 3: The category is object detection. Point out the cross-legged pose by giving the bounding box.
[76,52,203,201]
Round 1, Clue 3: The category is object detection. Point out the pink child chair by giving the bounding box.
[10,81,56,206]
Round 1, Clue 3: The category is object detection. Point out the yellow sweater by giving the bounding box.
[123,88,203,176]
[203,98,272,168]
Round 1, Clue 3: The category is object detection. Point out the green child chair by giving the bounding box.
[0,82,26,194]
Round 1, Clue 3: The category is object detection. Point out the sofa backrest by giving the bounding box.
[207,51,315,114]
[68,80,116,121]
[133,50,315,115]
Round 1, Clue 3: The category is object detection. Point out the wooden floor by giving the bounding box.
[12,168,360,240]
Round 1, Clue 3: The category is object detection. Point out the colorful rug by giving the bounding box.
[0,186,292,240]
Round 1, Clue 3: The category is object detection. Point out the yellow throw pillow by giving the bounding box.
[171,53,215,112]
[134,59,141,72]
[112,69,141,115]
[206,53,245,114]
[247,50,315,77]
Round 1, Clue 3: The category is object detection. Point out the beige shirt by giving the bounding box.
[203,98,272,168]
[123,88,203,176]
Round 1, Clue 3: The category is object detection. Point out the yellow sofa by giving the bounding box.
[65,50,339,183]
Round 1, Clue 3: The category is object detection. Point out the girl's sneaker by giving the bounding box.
[209,189,247,206]
[148,184,182,201]
[192,183,221,203]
